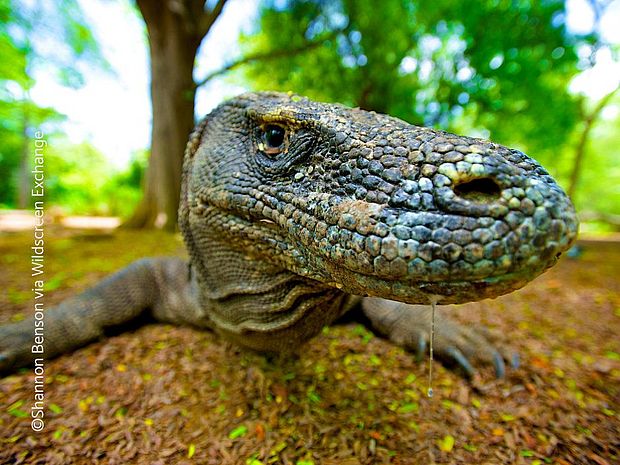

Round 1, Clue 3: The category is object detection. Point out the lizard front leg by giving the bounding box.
[361,297,517,377]
[0,257,204,374]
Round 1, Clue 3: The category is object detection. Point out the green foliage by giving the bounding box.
[43,137,146,217]
[240,0,584,167]
[572,100,620,216]
[102,150,148,218]
[0,0,109,207]
[0,98,64,207]
[11,0,111,88]
[44,139,110,215]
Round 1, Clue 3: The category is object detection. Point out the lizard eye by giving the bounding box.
[261,125,287,155]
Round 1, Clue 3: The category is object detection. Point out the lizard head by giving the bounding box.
[180,92,578,305]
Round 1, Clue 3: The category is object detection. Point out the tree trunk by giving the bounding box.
[124,0,206,230]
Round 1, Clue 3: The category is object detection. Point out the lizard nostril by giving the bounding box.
[453,177,501,203]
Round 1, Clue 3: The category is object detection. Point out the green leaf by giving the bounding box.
[229,425,248,439]
[306,390,321,404]
[605,351,620,361]
[7,400,25,411]
[437,435,455,452]
[398,402,418,413]
[8,408,28,418]
[114,406,128,418]
[49,403,63,414]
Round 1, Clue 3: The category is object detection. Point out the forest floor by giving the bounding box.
[0,226,618,465]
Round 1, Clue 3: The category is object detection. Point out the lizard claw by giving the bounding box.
[511,352,520,369]
[446,346,475,378]
[493,350,506,378]
[361,299,518,379]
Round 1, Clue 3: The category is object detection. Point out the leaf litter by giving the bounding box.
[0,229,618,464]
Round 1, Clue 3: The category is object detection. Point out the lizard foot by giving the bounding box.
[361,297,517,378]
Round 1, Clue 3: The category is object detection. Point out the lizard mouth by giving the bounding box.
[245,210,568,305]
[314,246,560,305]
[201,182,576,306]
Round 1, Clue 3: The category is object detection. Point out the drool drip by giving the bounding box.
[427,298,437,398]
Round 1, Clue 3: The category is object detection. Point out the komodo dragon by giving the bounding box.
[0,92,578,377]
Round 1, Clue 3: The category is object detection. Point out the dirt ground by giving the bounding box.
[0,227,618,465]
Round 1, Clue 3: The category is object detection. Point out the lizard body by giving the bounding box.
[0,92,578,375]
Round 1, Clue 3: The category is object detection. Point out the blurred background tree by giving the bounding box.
[0,0,618,231]
[123,0,228,230]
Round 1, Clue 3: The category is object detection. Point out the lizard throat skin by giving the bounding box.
[181,92,578,307]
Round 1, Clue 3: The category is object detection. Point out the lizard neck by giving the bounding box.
[189,234,350,352]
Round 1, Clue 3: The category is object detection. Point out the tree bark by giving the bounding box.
[125,0,226,230]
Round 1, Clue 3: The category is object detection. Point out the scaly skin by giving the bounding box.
[0,92,578,376]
